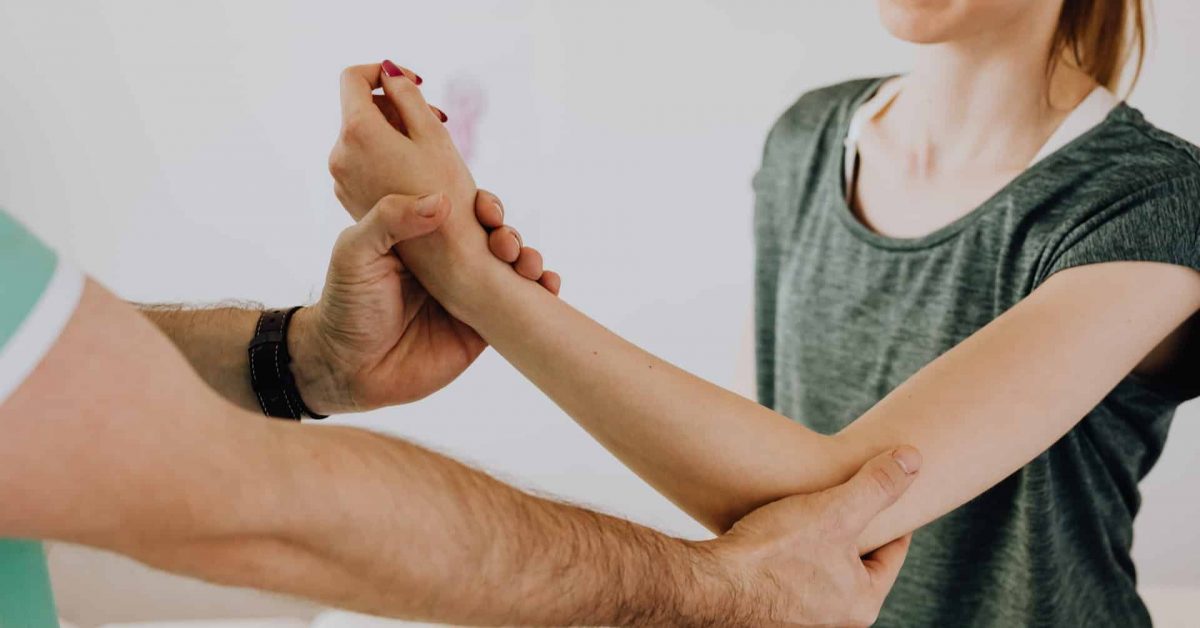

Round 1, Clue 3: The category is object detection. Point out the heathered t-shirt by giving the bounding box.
[753,78,1200,627]
[0,209,83,627]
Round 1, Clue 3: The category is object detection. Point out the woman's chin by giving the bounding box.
[878,6,962,44]
[876,0,1040,45]
[882,23,956,44]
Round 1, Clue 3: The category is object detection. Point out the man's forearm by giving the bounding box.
[137,304,338,415]
[17,284,740,626]
[132,421,735,626]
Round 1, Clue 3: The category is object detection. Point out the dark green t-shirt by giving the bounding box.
[753,78,1200,627]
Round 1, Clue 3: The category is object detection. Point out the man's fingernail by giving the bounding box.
[892,447,922,475]
[381,60,404,79]
[416,193,443,217]
[493,199,504,220]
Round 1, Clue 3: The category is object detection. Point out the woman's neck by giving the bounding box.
[887,10,1098,174]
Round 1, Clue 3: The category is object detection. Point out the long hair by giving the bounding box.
[1052,0,1149,93]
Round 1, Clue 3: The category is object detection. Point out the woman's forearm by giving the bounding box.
[443,257,1200,553]
[447,260,863,534]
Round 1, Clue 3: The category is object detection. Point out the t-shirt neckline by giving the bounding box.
[830,76,1128,252]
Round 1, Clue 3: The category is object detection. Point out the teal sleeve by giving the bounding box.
[0,540,58,628]
[0,210,63,627]
[0,209,59,350]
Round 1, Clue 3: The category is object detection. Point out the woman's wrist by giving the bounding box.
[434,251,518,324]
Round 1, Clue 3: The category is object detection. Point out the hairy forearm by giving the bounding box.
[135,422,731,626]
[10,284,740,626]
[137,304,262,411]
[137,304,339,415]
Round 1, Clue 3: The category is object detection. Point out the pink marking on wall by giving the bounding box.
[443,76,487,165]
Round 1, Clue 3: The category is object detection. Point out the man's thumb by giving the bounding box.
[332,193,449,267]
[825,446,922,535]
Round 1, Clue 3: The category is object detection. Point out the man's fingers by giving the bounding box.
[380,60,441,138]
[863,533,913,596]
[370,193,450,249]
[514,247,544,281]
[336,193,449,266]
[488,227,522,263]
[474,189,559,291]
[823,446,921,538]
[539,270,562,295]
[475,190,505,229]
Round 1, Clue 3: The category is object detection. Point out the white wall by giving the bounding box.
[0,0,1196,623]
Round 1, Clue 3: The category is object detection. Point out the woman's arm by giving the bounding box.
[328,60,1200,552]
[441,250,1200,551]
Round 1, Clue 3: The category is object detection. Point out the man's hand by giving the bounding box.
[699,447,921,626]
[141,188,558,415]
[292,192,559,414]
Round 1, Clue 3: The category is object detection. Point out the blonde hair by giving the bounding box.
[1052,0,1149,92]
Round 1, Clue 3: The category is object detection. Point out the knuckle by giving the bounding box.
[869,465,899,496]
[327,148,348,177]
[374,194,399,214]
[819,504,852,537]
[333,225,356,250]
[390,76,419,97]
[855,605,881,627]
[340,117,370,144]
[376,194,409,218]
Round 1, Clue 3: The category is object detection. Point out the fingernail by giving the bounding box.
[416,193,443,217]
[892,447,922,475]
[413,72,424,85]
[493,200,504,221]
[509,233,521,252]
[432,106,448,123]
[381,60,404,78]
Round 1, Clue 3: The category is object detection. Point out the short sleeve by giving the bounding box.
[1040,176,1200,283]
[0,208,84,405]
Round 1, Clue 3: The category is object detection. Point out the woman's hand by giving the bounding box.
[329,61,473,220]
[328,61,540,310]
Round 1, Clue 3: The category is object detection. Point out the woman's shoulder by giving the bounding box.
[1033,108,1200,286]
[764,77,887,148]
[1089,105,1200,183]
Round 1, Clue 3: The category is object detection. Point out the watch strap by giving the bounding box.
[248,307,328,420]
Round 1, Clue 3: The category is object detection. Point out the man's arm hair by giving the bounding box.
[137,303,332,416]
[2,281,727,626]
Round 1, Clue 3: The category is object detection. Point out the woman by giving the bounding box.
[328,0,1200,624]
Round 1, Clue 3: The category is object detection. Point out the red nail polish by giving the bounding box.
[413,73,424,86]
[381,60,403,78]
[433,107,448,123]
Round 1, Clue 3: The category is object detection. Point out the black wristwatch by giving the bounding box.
[248,307,329,420]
